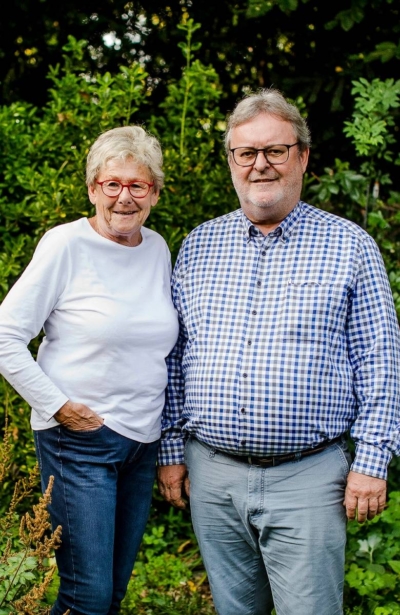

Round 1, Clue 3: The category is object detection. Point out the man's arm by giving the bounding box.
[158,246,191,507]
[347,235,400,483]
[344,470,386,522]
[158,326,188,464]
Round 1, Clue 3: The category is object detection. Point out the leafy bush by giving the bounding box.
[344,491,400,614]
[120,521,213,615]
[307,76,400,313]
[147,20,233,259]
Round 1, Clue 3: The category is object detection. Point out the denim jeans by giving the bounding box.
[34,425,158,615]
[186,437,351,615]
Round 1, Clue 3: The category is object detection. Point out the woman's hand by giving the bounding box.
[54,400,104,431]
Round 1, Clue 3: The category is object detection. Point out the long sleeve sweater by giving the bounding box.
[0,218,179,442]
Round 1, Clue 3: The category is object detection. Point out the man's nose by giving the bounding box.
[253,150,271,171]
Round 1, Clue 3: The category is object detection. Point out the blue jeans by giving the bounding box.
[34,425,158,615]
[185,437,351,615]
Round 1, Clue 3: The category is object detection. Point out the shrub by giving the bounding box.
[344,491,400,613]
[0,417,62,614]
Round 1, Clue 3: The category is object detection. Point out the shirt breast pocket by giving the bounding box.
[277,279,348,343]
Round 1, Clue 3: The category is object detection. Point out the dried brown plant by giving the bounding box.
[1,405,64,614]
[0,412,12,484]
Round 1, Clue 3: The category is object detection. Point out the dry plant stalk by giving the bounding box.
[1,474,63,614]
[11,565,56,615]
[1,408,63,614]
[20,476,62,559]
[0,412,12,484]
[2,464,41,533]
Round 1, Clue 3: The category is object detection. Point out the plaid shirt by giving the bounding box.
[160,202,400,479]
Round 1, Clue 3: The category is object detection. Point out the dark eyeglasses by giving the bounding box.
[230,143,299,167]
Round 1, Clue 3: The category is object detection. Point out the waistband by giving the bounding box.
[212,437,342,468]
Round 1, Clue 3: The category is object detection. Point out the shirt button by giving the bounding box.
[262,251,267,256]
[241,440,246,446]
[240,407,246,414]
[257,281,261,287]
[252,310,257,315]
[243,373,248,378]
[248,340,252,346]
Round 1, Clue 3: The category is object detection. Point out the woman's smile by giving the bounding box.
[88,158,159,247]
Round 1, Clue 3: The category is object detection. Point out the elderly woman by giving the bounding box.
[0,126,179,615]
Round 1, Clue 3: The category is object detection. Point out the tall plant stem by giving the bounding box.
[179,22,195,159]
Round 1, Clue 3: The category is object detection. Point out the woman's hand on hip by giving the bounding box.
[54,400,104,431]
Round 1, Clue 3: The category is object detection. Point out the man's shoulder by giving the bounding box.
[183,209,241,242]
[301,202,371,241]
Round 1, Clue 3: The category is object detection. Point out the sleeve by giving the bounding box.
[0,228,71,420]
[347,235,400,480]
[165,240,173,277]
[158,245,189,465]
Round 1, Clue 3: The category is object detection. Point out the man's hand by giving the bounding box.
[344,470,386,522]
[54,400,104,431]
[157,464,190,510]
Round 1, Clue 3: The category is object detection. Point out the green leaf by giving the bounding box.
[388,560,400,574]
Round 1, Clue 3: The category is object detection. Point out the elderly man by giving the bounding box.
[158,89,400,615]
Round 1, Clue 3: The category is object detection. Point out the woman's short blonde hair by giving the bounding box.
[86,125,164,190]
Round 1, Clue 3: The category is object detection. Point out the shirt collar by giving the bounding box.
[240,201,305,242]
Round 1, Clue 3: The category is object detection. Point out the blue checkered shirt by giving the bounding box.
[160,202,400,479]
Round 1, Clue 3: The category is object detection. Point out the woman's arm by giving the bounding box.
[0,228,72,419]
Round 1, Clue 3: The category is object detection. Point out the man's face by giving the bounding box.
[228,113,309,229]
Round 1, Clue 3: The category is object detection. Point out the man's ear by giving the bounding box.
[300,148,310,174]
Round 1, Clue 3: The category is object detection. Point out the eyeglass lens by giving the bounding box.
[233,145,290,166]
[101,181,150,197]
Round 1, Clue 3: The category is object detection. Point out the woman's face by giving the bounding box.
[88,158,159,247]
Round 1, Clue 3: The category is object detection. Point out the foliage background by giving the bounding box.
[0,1,400,613]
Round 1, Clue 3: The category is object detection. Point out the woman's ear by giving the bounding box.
[150,188,160,208]
[88,184,97,205]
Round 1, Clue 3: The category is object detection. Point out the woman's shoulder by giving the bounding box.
[36,218,91,250]
[141,226,164,240]
[141,226,169,249]
[41,218,88,239]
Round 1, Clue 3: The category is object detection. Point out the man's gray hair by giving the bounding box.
[86,125,164,190]
[224,88,311,155]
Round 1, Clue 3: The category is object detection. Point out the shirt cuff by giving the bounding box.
[158,437,186,465]
[351,442,392,480]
